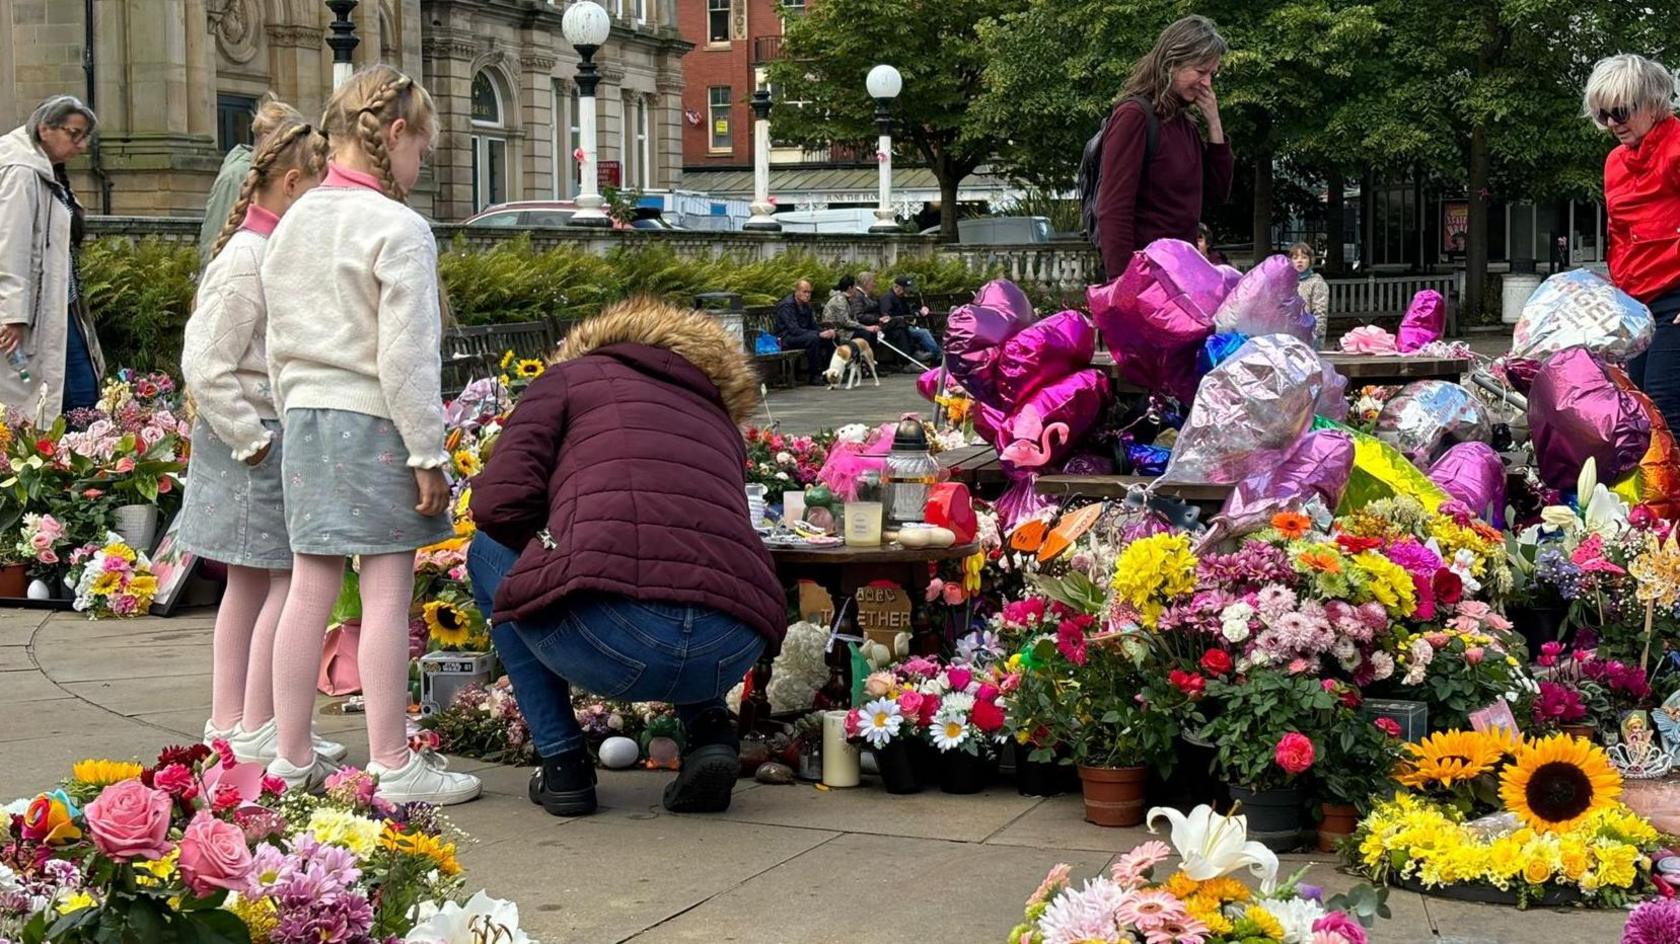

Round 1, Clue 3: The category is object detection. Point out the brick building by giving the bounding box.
[0,0,689,220]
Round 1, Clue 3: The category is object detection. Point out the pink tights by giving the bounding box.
[271,552,416,768]
[209,565,290,732]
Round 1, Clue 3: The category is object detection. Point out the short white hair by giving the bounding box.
[1583,54,1678,127]
[26,95,98,144]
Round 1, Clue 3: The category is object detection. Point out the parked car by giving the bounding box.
[461,201,682,230]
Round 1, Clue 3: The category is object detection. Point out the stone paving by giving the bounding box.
[0,607,1629,943]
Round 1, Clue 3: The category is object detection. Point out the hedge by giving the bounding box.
[80,236,1009,373]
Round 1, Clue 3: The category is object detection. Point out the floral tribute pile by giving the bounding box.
[845,654,1015,757]
[1007,804,1387,944]
[1351,730,1659,907]
[0,743,533,943]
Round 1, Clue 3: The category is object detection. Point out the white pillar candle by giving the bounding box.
[821,709,860,787]
[782,490,806,524]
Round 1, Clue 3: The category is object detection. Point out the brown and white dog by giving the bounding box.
[824,338,879,390]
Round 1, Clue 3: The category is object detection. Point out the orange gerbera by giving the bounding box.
[1297,546,1342,574]
[1271,511,1312,539]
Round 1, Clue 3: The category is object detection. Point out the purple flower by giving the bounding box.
[1624,899,1680,944]
[1384,538,1443,578]
[1297,883,1324,902]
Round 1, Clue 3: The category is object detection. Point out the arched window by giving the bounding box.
[470,71,509,211]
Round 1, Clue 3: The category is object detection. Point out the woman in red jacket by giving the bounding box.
[469,300,785,818]
[1593,54,1680,423]
[1095,15,1235,278]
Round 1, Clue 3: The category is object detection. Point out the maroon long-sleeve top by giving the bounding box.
[1095,98,1235,276]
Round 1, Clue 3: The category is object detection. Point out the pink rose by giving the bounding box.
[1425,632,1449,649]
[37,549,56,565]
[1374,717,1402,738]
[897,690,925,720]
[941,583,966,606]
[1274,732,1315,775]
[945,667,973,693]
[83,780,174,861]
[1465,646,1485,666]
[29,533,51,552]
[177,811,255,896]
[976,683,1000,703]
[844,709,861,737]
[153,763,199,801]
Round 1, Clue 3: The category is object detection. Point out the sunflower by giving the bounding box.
[1271,511,1313,539]
[423,601,473,647]
[1499,734,1621,833]
[515,359,545,380]
[499,350,515,370]
[71,758,144,786]
[1396,730,1514,789]
[451,449,482,478]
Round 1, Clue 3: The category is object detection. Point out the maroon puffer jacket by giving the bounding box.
[470,309,786,651]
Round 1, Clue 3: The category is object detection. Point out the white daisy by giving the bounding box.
[858,698,903,749]
[942,692,976,714]
[930,710,970,751]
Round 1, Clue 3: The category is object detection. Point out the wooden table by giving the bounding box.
[1033,474,1232,515]
[743,540,979,734]
[937,443,1008,491]
[1321,353,1469,388]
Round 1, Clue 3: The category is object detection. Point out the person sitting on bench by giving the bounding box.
[772,278,833,386]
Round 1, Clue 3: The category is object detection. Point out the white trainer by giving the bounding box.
[266,754,340,792]
[211,720,349,766]
[368,751,482,806]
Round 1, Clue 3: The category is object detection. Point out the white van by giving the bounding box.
[772,208,883,234]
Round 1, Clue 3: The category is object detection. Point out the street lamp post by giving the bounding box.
[325,0,359,89]
[562,1,613,228]
[743,88,780,232]
[865,64,902,235]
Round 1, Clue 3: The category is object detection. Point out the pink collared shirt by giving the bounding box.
[238,204,279,238]
[323,162,384,193]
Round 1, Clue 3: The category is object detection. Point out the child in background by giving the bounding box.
[180,113,348,768]
[260,65,480,804]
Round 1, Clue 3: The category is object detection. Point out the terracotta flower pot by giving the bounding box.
[1077,765,1148,827]
[0,563,27,598]
[1316,802,1359,853]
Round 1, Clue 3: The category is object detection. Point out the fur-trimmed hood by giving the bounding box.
[554,297,760,424]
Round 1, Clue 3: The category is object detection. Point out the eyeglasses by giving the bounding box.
[1597,107,1633,126]
[56,126,91,144]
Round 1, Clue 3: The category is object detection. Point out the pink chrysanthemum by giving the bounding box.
[1037,877,1130,944]
[1624,899,1680,944]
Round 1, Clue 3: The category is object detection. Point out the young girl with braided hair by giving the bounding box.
[260,65,480,804]
[180,113,349,768]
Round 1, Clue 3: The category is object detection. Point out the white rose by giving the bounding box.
[1221,620,1250,643]
[776,451,794,465]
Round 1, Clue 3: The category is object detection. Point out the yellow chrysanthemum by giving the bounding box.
[1162,871,1200,899]
[1353,551,1417,616]
[1592,841,1640,889]
[72,758,143,786]
[101,543,136,563]
[1397,730,1513,789]
[1243,905,1286,941]
[306,808,384,857]
[1185,896,1234,936]
[515,359,545,379]
[229,892,279,944]
[91,571,121,595]
[127,574,158,601]
[381,825,462,876]
[423,600,473,648]
[1112,533,1198,628]
[1499,734,1621,833]
[1196,876,1251,903]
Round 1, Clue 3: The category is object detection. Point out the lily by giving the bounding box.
[1146,803,1279,893]
[405,890,535,944]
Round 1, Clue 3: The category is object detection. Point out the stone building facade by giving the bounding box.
[0,0,689,220]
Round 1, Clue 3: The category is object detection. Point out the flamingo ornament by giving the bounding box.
[999,405,1069,468]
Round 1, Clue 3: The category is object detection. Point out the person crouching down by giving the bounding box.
[469,299,786,816]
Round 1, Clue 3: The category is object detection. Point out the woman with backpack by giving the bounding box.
[1087,15,1235,279]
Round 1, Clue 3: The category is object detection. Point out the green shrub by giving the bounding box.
[78,234,1014,368]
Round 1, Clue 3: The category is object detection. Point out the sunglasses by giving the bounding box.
[1597,106,1633,126]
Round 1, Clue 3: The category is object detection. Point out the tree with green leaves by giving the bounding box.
[764,0,1015,241]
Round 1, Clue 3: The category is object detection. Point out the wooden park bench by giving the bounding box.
[441,317,567,398]
[1326,272,1462,337]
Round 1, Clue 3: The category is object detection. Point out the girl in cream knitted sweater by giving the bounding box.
[259,65,479,806]
[179,113,351,770]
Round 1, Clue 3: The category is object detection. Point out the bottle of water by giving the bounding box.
[6,348,27,383]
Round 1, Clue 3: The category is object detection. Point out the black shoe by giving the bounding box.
[661,708,741,814]
[529,751,597,817]
[661,744,738,813]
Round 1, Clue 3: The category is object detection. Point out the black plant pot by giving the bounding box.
[1509,603,1571,657]
[910,737,941,786]
[871,740,923,794]
[938,748,995,795]
[1151,736,1225,811]
[1227,784,1303,852]
[1016,754,1068,797]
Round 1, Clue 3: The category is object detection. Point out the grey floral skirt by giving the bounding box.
[281,409,453,556]
[177,418,293,570]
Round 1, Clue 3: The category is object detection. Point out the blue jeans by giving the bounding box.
[1630,290,1680,430]
[907,326,941,360]
[467,533,764,759]
[63,309,98,413]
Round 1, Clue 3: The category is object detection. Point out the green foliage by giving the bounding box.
[1202,667,1336,792]
[765,0,1017,238]
[79,237,199,376]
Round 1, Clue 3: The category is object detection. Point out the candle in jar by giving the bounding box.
[821,709,860,787]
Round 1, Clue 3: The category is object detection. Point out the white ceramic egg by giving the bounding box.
[898,526,931,548]
[598,736,641,769]
[924,527,957,548]
[25,579,50,601]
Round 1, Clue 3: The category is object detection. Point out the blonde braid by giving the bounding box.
[207,121,325,260]
[354,75,413,200]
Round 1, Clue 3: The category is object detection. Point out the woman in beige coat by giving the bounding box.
[0,96,107,420]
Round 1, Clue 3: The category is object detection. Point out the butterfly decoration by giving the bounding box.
[999,405,1069,468]
[1654,690,1680,754]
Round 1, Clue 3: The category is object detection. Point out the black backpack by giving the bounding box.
[1078,94,1159,251]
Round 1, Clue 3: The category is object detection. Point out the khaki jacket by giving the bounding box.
[0,125,106,420]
